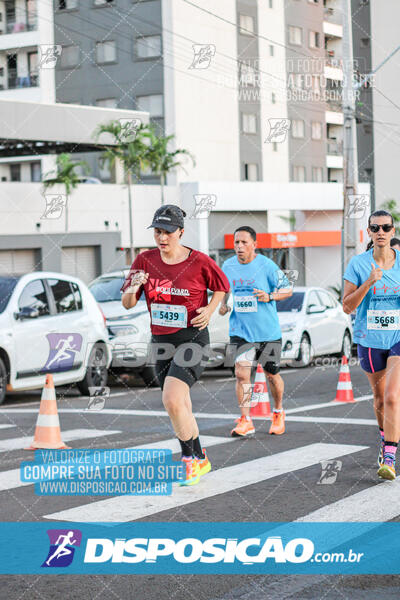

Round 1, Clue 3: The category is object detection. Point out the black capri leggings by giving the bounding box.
[151,326,210,389]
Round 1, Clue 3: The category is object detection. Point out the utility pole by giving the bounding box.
[341,0,359,293]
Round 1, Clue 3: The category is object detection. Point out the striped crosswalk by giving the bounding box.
[0,407,399,530]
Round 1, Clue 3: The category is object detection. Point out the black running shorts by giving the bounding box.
[151,327,210,389]
[230,335,282,375]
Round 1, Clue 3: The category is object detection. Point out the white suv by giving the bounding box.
[0,272,111,404]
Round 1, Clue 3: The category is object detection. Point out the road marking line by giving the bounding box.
[0,424,14,430]
[0,429,121,453]
[0,395,372,421]
[0,435,233,493]
[297,478,400,522]
[286,416,377,426]
[44,443,367,522]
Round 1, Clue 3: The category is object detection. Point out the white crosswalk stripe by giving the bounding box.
[0,428,121,453]
[43,443,367,523]
[0,435,234,492]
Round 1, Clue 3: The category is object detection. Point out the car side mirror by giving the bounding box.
[14,306,40,320]
[307,304,326,314]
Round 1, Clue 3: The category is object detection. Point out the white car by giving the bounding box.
[277,286,352,367]
[0,272,111,405]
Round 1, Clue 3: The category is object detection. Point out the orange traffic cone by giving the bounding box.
[250,364,272,417]
[333,355,355,403]
[24,374,70,450]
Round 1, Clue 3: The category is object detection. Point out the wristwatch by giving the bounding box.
[269,293,274,302]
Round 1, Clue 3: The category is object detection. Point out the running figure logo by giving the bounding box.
[42,529,82,568]
[317,460,342,484]
[44,333,82,372]
[264,119,291,144]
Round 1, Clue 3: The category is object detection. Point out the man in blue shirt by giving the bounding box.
[220,226,293,437]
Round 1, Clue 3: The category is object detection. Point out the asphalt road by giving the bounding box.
[0,362,399,599]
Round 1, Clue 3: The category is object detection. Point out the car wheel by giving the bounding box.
[0,357,7,406]
[77,342,108,396]
[340,330,352,359]
[294,333,312,367]
[140,366,159,388]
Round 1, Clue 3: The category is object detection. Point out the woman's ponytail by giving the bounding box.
[366,240,373,251]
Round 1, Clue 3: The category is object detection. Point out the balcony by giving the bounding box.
[323,13,343,39]
[327,139,343,155]
[326,139,343,169]
[4,70,38,90]
[323,7,342,26]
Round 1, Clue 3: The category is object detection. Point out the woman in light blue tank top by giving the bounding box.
[343,210,400,481]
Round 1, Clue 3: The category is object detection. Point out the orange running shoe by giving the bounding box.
[196,449,211,477]
[269,410,285,435]
[231,415,255,437]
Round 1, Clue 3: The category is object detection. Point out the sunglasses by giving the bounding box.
[369,224,393,233]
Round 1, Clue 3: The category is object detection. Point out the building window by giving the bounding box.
[30,162,41,182]
[96,40,116,64]
[242,113,257,134]
[295,73,303,89]
[291,119,305,138]
[10,164,21,182]
[311,74,320,93]
[271,92,276,104]
[239,14,255,35]
[60,45,80,68]
[269,0,273,7]
[311,121,322,139]
[309,31,320,48]
[312,167,324,182]
[58,0,78,8]
[240,63,257,86]
[288,26,302,46]
[269,45,274,56]
[136,35,161,59]
[293,166,306,182]
[244,163,258,181]
[272,142,278,152]
[136,94,164,117]
[95,98,117,108]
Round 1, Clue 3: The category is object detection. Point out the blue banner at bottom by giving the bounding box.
[0,522,399,574]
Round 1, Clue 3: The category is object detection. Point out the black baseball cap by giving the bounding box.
[148,204,186,233]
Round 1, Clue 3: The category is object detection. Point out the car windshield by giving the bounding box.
[0,276,19,313]
[276,292,304,312]
[89,276,145,303]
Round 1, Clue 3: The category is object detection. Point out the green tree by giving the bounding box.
[95,120,151,262]
[381,199,400,235]
[146,126,195,205]
[42,153,89,233]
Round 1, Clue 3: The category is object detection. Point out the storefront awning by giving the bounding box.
[224,230,341,249]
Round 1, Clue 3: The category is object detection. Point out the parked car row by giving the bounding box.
[0,270,352,405]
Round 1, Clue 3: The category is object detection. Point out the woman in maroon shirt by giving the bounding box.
[121,204,229,486]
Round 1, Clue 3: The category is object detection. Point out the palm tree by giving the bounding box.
[95,120,151,262]
[42,153,89,232]
[146,126,195,205]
